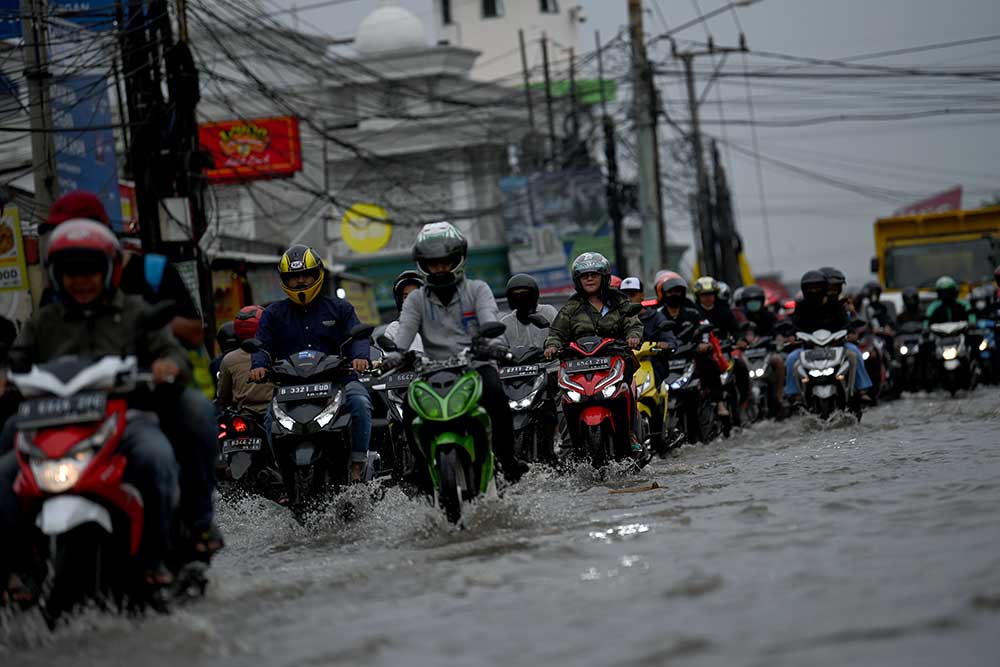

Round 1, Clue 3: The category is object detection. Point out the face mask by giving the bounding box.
[975,300,986,310]
[665,294,685,308]
[746,300,762,313]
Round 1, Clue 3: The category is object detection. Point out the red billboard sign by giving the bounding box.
[199,116,302,184]
[892,186,962,217]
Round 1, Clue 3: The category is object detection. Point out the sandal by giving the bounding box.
[189,522,225,559]
[143,564,174,588]
[4,573,35,605]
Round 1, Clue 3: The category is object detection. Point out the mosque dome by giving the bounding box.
[354,0,428,57]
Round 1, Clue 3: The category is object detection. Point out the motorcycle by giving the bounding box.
[364,363,417,484]
[246,324,381,510]
[378,322,509,523]
[970,318,996,384]
[216,407,282,501]
[893,321,926,393]
[661,324,722,448]
[634,342,669,453]
[500,345,557,462]
[741,336,775,423]
[929,322,980,396]
[8,355,207,623]
[792,329,859,420]
[557,335,645,468]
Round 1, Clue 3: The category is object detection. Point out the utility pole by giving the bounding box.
[597,30,625,276]
[674,36,749,279]
[540,33,557,165]
[628,0,664,284]
[21,0,58,218]
[518,30,535,130]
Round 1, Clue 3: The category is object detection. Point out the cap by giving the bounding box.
[620,277,642,292]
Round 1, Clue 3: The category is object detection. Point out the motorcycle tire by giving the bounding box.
[43,524,115,626]
[585,424,611,468]
[438,449,469,523]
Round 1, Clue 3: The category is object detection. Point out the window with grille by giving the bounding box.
[482,0,504,19]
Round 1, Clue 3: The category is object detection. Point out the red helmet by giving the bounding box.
[654,270,683,303]
[233,304,264,341]
[42,190,110,234]
[609,275,622,289]
[46,219,122,296]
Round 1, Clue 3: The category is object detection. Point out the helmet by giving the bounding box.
[660,275,688,299]
[505,273,540,313]
[971,285,995,312]
[278,244,325,305]
[413,222,468,287]
[935,275,958,301]
[863,280,883,302]
[801,270,828,291]
[570,252,611,294]
[718,281,731,303]
[41,190,110,234]
[820,267,846,292]
[902,286,920,309]
[609,275,622,290]
[393,270,424,312]
[732,286,745,304]
[45,219,122,298]
[216,321,239,355]
[234,304,264,342]
[654,270,682,303]
[740,284,765,305]
[692,276,720,297]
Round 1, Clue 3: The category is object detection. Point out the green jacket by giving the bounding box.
[544,290,643,351]
[11,290,192,383]
[925,299,975,326]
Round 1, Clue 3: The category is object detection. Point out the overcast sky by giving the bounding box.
[263,0,1000,287]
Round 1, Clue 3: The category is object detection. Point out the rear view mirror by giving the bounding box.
[527,313,551,328]
[139,300,176,331]
[240,338,263,354]
[349,324,375,340]
[479,321,507,339]
[377,334,399,352]
[870,257,879,273]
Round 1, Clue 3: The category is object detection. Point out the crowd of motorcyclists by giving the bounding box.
[3,188,1000,615]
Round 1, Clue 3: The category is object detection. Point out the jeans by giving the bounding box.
[156,388,217,527]
[265,380,372,463]
[784,343,873,396]
[0,415,178,570]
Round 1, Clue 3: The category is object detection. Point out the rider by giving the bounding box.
[734,284,787,417]
[860,281,897,331]
[217,305,274,415]
[784,270,873,404]
[248,245,373,483]
[0,221,182,587]
[384,271,425,352]
[925,276,975,325]
[897,287,924,326]
[658,274,729,418]
[390,222,528,482]
[211,321,240,384]
[501,273,558,349]
[693,276,750,408]
[620,276,676,387]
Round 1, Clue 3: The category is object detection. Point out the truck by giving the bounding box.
[871,207,1000,295]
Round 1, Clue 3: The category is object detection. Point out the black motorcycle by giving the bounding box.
[929,321,980,396]
[662,323,722,448]
[741,336,775,422]
[893,321,926,393]
[216,406,283,501]
[500,345,557,462]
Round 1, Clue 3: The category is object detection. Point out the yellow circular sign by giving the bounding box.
[341,203,392,254]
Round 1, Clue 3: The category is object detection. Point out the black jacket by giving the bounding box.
[659,300,706,342]
[638,307,677,345]
[698,303,740,339]
[792,297,849,333]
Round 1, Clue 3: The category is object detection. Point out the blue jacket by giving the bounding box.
[251,296,370,374]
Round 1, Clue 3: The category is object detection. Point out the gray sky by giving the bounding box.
[262,0,1000,287]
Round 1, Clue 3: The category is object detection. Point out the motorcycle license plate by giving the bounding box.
[384,371,417,390]
[804,348,834,361]
[16,392,107,428]
[501,364,539,379]
[564,357,611,373]
[276,383,332,402]
[222,437,263,453]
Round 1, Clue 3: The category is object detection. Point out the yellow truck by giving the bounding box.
[871,207,1000,294]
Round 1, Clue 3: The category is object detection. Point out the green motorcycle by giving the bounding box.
[379,321,509,523]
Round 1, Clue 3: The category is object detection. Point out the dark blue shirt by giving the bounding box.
[251,296,370,372]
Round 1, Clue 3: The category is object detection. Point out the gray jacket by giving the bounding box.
[393,280,500,360]
[500,304,559,350]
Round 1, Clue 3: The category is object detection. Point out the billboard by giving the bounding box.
[50,73,123,232]
[892,186,962,217]
[1,0,115,39]
[199,116,302,184]
[0,206,29,292]
[500,167,615,293]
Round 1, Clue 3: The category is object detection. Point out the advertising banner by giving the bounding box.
[199,116,302,184]
[1,0,115,40]
[500,167,615,293]
[0,206,30,292]
[892,186,962,217]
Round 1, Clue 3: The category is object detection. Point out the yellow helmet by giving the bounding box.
[278,244,325,305]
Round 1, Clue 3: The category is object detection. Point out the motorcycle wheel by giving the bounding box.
[816,396,834,420]
[43,524,116,626]
[585,424,611,468]
[438,449,468,524]
[695,401,719,443]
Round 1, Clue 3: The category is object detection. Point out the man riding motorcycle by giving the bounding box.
[217,305,273,415]
[390,222,528,482]
[693,277,750,409]
[0,221,183,590]
[860,281,897,331]
[784,270,873,405]
[249,245,373,483]
[501,273,558,349]
[621,277,676,384]
[384,271,425,352]
[926,276,975,325]
[897,287,924,326]
[734,285,787,417]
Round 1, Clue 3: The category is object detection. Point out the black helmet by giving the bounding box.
[801,270,828,291]
[393,270,424,312]
[820,266,846,288]
[217,321,239,355]
[863,280,883,301]
[902,286,920,309]
[740,284,765,304]
[413,222,468,288]
[506,273,540,314]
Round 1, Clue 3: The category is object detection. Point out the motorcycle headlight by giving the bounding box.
[941,347,959,361]
[31,451,93,494]
[509,388,541,411]
[314,390,343,428]
[980,340,988,352]
[862,351,871,361]
[566,390,582,403]
[272,400,296,431]
[899,345,908,355]
[637,375,652,395]
[602,384,618,399]
[808,369,823,378]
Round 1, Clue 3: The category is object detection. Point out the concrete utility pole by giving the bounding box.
[21,0,58,218]
[596,30,626,276]
[540,33,557,164]
[628,0,664,284]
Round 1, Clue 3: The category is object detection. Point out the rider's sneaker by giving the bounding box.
[630,434,643,454]
[501,458,530,483]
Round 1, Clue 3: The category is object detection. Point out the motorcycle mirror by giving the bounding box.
[139,300,176,331]
[240,338,264,354]
[377,334,399,352]
[349,323,375,340]
[527,313,551,328]
[479,321,507,339]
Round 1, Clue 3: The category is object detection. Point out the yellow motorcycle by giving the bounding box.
[634,341,670,453]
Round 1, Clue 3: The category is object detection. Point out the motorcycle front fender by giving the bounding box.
[295,443,319,466]
[580,406,613,427]
[37,495,112,536]
[812,384,836,399]
[944,359,960,371]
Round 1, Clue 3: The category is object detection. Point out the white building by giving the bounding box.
[431,0,585,82]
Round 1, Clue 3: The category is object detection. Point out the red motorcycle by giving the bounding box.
[557,336,639,467]
[9,355,204,622]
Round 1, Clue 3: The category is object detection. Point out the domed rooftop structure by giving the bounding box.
[354,0,428,57]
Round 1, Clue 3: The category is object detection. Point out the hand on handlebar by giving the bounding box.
[544,346,559,360]
[627,336,641,350]
[352,358,370,374]
[697,342,711,354]
[151,359,179,385]
[248,367,268,383]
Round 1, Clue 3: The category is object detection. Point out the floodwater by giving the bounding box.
[3,388,1000,666]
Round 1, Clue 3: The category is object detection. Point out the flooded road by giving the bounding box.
[4,388,1000,666]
